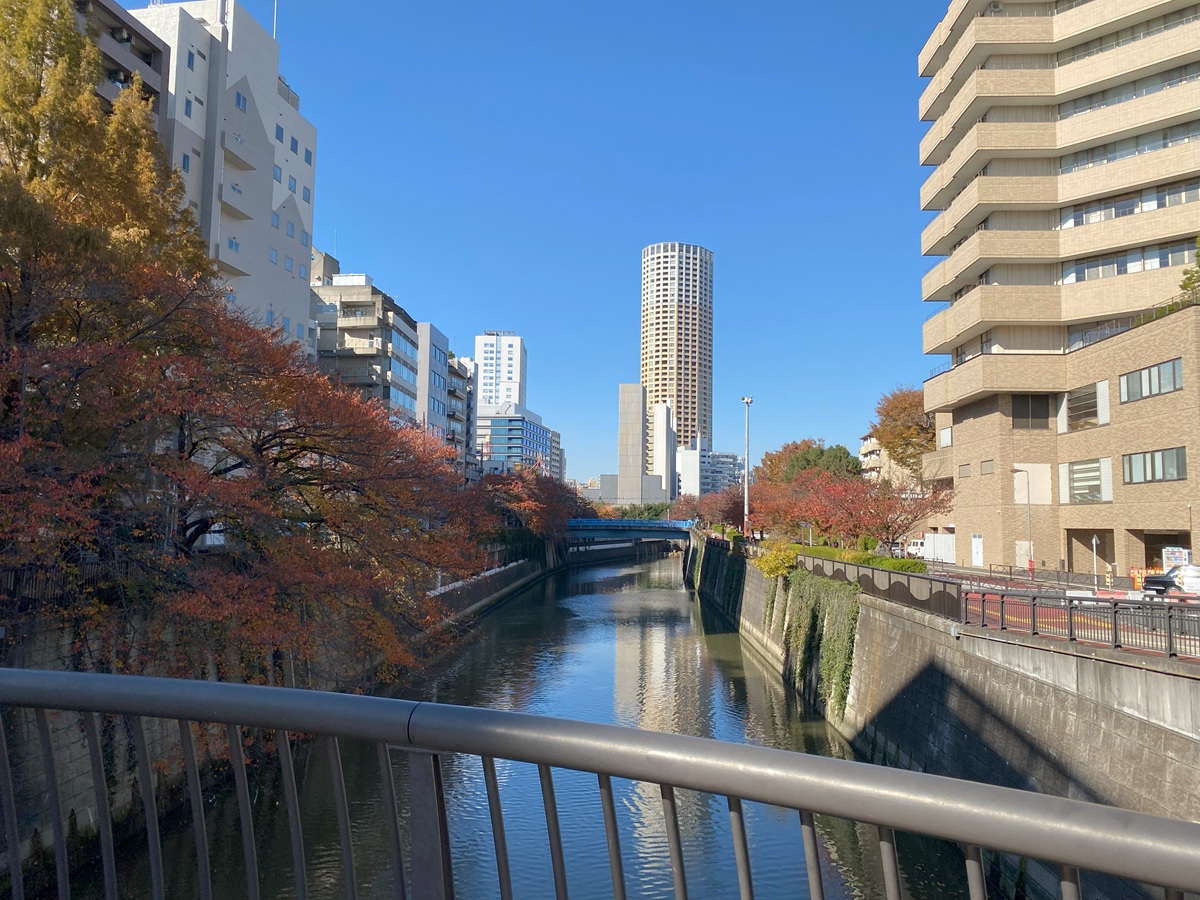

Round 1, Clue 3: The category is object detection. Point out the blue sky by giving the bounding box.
[244,0,949,481]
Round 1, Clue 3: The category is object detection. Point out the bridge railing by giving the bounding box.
[567,519,693,530]
[1,669,1198,899]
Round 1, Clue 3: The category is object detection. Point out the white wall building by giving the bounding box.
[474,331,527,406]
[677,439,743,496]
[130,0,317,349]
[417,322,450,437]
[651,402,677,501]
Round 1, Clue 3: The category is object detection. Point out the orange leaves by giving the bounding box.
[477,470,589,542]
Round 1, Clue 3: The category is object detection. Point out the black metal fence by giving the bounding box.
[796,554,962,620]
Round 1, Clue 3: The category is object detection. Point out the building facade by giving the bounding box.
[474,331,527,407]
[130,0,317,347]
[83,0,170,133]
[677,440,743,497]
[918,0,1200,574]
[640,242,713,469]
[476,403,555,477]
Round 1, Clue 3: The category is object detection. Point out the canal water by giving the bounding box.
[107,557,966,898]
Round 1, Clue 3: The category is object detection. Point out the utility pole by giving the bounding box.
[741,396,753,539]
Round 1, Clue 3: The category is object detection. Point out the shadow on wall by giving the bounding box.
[852,660,1150,900]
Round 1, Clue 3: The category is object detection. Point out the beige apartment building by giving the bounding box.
[919,0,1199,576]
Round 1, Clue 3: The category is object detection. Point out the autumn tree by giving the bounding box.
[478,470,592,543]
[697,486,743,531]
[813,474,954,550]
[753,438,861,483]
[669,494,701,522]
[869,386,934,480]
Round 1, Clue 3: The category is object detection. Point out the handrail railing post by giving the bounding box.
[999,595,1007,630]
[1030,596,1038,636]
[1067,598,1076,643]
[1165,604,1176,658]
[1111,600,1121,649]
[409,750,455,900]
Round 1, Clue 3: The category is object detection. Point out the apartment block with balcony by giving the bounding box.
[129,0,317,348]
[919,0,1200,576]
[79,0,170,132]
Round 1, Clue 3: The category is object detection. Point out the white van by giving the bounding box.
[905,538,925,559]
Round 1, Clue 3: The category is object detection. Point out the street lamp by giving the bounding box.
[741,396,753,539]
[1012,467,1033,579]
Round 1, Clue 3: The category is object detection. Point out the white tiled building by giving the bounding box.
[474,332,527,406]
[129,0,317,348]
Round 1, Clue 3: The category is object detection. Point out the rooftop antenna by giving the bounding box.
[272,0,277,38]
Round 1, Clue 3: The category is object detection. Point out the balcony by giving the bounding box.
[922,70,1057,165]
[334,335,384,355]
[1059,201,1200,261]
[216,240,249,277]
[336,312,381,329]
[921,445,957,482]
[919,16,1056,121]
[221,129,258,170]
[923,230,1061,301]
[921,124,1057,210]
[1054,19,1200,100]
[922,176,1058,255]
[332,365,382,385]
[924,352,1071,412]
[218,182,253,220]
[1057,80,1200,157]
[923,286,1063,354]
[1057,141,1200,205]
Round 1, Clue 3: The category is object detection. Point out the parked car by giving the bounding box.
[905,538,925,559]
[882,541,905,558]
[1144,565,1200,595]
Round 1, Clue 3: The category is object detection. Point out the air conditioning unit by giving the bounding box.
[111,27,132,43]
[108,69,129,85]
[989,1,1004,11]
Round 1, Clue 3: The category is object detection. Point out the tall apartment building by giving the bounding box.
[129,0,317,348]
[447,357,479,477]
[475,332,527,406]
[476,403,557,477]
[81,0,170,133]
[919,0,1200,574]
[677,440,742,497]
[640,242,714,468]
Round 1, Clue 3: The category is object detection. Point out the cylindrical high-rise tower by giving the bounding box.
[640,242,713,470]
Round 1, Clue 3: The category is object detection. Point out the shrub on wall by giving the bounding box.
[795,546,926,574]
[787,568,860,718]
[750,542,799,578]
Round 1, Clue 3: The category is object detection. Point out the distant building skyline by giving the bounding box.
[640,242,713,470]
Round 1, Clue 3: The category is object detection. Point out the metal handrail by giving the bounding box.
[0,669,1198,899]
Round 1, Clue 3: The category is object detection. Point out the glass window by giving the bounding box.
[284,255,293,272]
[235,91,247,112]
[281,316,290,332]
[300,264,308,280]
[301,230,309,247]
[302,186,311,203]
[1068,459,1103,504]
[226,236,238,252]
[269,247,278,264]
[1120,358,1183,402]
[271,211,280,229]
[273,165,282,183]
[290,136,298,153]
[1123,447,1187,484]
[187,50,195,70]
[184,98,193,118]
[1012,394,1051,430]
[286,221,295,237]
[287,175,296,192]
[181,153,190,173]
[1067,383,1099,431]
[275,124,284,142]
[304,148,312,165]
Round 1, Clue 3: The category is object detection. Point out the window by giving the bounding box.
[939,426,952,448]
[958,464,971,478]
[226,236,239,252]
[235,91,247,112]
[1061,240,1196,283]
[281,316,290,332]
[265,309,274,325]
[300,229,309,247]
[1124,447,1187,484]
[288,175,296,192]
[184,98,193,118]
[290,136,298,153]
[1121,358,1183,402]
[304,148,312,165]
[980,459,995,476]
[273,165,282,183]
[284,255,293,272]
[297,323,304,338]
[1068,459,1104,504]
[286,221,295,237]
[980,330,993,354]
[300,264,308,280]
[269,247,278,264]
[271,211,280,229]
[186,50,195,70]
[1012,394,1051,430]
[181,153,190,173]
[1066,383,1099,431]
[275,124,284,142]
[302,186,311,203]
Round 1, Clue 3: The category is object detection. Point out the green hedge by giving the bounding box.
[789,544,927,574]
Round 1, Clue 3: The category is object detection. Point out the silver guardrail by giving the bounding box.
[1,669,1198,899]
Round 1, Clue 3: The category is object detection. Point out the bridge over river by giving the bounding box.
[567,518,692,542]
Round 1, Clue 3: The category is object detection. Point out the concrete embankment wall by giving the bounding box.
[689,535,1200,826]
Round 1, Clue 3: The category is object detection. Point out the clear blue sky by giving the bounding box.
[244,0,949,482]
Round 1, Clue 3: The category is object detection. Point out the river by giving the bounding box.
[104,556,965,899]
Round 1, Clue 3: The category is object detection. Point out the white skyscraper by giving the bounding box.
[130,0,317,348]
[474,331,527,406]
[640,242,713,468]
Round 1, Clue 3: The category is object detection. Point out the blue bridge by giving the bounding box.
[567,518,692,541]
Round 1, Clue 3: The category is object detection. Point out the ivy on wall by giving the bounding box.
[786,568,860,718]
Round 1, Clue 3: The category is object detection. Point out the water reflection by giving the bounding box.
[97,557,963,899]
